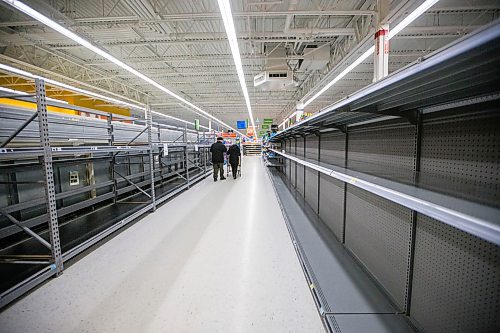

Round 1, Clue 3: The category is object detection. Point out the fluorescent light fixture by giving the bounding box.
[303,0,440,108]
[1,0,242,135]
[0,63,222,132]
[217,0,256,131]
[0,85,68,103]
[303,46,375,107]
[389,0,440,38]
[0,86,29,95]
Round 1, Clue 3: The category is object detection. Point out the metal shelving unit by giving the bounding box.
[242,142,261,156]
[271,149,500,246]
[268,22,500,333]
[0,78,213,308]
[262,141,284,168]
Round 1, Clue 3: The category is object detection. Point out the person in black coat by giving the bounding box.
[227,143,241,179]
[210,137,227,181]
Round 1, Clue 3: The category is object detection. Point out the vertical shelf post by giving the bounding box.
[342,127,349,244]
[405,109,423,315]
[35,78,63,275]
[146,103,156,212]
[184,124,190,189]
[157,123,164,182]
[108,113,118,204]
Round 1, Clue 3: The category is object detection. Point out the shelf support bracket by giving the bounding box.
[0,112,38,148]
[0,209,52,250]
[113,169,151,198]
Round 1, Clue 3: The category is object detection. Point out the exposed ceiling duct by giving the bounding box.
[254,45,294,91]
[299,44,330,71]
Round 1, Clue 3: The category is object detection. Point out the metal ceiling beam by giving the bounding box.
[0,10,376,27]
[87,54,304,65]
[0,31,354,48]
[1,6,497,28]
[49,38,319,48]
[0,54,146,104]
[85,51,430,66]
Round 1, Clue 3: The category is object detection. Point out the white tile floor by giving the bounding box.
[0,157,324,333]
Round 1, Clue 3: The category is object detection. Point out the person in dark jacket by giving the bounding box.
[210,137,227,181]
[227,143,241,179]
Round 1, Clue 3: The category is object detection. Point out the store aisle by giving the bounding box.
[0,157,324,333]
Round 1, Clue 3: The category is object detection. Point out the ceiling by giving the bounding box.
[0,0,498,129]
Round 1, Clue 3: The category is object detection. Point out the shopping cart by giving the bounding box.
[227,157,242,178]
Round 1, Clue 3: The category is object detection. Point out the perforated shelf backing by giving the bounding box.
[320,131,346,166]
[305,134,319,161]
[410,214,500,333]
[319,174,345,242]
[296,164,305,196]
[304,135,319,212]
[290,139,296,187]
[420,110,500,207]
[345,185,412,310]
[284,140,290,178]
[348,119,416,178]
[304,167,318,214]
[296,137,305,158]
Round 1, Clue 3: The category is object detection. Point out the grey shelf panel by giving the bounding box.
[271,149,500,246]
[268,168,415,332]
[327,314,414,333]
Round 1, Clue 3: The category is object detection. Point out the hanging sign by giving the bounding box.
[236,120,247,129]
[163,143,169,156]
[194,119,200,131]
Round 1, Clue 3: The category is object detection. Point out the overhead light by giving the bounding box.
[0,63,222,132]
[0,85,69,104]
[217,0,256,132]
[303,0,440,108]
[1,0,242,135]
[389,0,440,38]
[303,46,375,107]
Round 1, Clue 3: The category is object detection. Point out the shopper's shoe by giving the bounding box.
[233,176,237,179]
[221,177,226,180]
[214,178,218,182]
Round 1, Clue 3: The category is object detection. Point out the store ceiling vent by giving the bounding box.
[300,44,330,71]
[254,70,294,90]
[254,46,295,90]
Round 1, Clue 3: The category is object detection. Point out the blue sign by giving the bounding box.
[236,120,247,129]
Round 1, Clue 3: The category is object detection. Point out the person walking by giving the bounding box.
[227,143,241,179]
[210,136,227,181]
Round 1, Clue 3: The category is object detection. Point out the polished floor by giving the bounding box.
[0,157,324,333]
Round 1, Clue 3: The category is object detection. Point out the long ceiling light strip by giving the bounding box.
[1,0,241,134]
[0,85,68,104]
[389,0,440,38]
[303,46,375,107]
[0,63,213,131]
[217,0,256,131]
[303,0,440,108]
